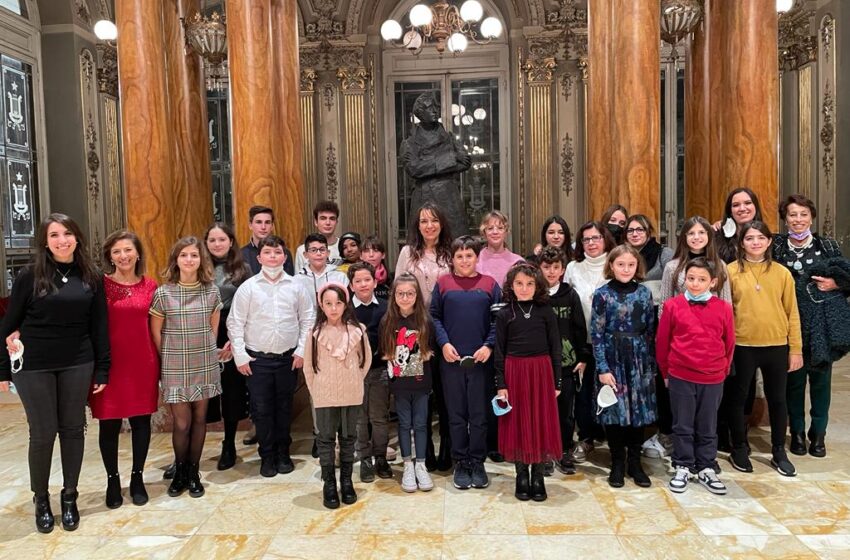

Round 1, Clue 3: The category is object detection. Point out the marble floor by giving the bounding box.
[1,360,850,559]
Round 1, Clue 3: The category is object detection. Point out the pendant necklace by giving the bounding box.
[56,267,72,284]
[517,302,533,319]
[787,236,812,271]
[745,259,765,292]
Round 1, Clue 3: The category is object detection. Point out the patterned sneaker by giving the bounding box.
[401,461,417,493]
[697,467,727,494]
[414,460,434,491]
[668,466,691,493]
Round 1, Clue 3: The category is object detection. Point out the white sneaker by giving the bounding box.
[414,461,434,491]
[642,433,670,459]
[668,466,691,493]
[697,467,727,495]
[401,461,417,493]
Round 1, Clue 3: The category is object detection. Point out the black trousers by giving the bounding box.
[245,351,296,460]
[441,362,488,463]
[13,362,93,496]
[729,345,789,448]
[557,370,579,451]
[576,356,603,443]
[355,367,390,459]
[668,377,723,471]
[316,405,358,468]
[485,363,499,454]
[654,371,673,435]
[426,358,451,455]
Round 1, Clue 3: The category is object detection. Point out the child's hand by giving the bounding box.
[293,356,304,370]
[217,346,233,362]
[237,361,253,376]
[442,343,461,363]
[573,362,586,374]
[555,390,561,397]
[473,346,491,363]
[789,353,803,372]
[598,373,617,390]
[497,388,509,401]
[5,330,20,355]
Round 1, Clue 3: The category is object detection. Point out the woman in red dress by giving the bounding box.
[89,231,159,508]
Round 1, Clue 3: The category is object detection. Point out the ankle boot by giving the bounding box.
[627,445,651,487]
[105,472,123,509]
[60,488,79,531]
[809,432,826,458]
[33,494,54,534]
[789,431,807,456]
[187,464,205,498]
[514,462,531,501]
[167,462,188,497]
[321,465,340,509]
[608,447,626,488]
[217,440,237,471]
[130,470,148,506]
[530,463,547,502]
[339,462,357,505]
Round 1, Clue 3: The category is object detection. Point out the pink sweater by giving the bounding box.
[476,246,523,287]
[303,323,372,407]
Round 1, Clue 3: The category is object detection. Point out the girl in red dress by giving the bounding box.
[90,231,159,508]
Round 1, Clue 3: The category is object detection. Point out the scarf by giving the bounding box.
[640,238,664,271]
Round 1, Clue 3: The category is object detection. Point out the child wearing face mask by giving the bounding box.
[656,258,735,495]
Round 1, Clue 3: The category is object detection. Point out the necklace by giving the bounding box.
[55,266,72,284]
[787,237,813,271]
[746,262,766,292]
[517,302,533,319]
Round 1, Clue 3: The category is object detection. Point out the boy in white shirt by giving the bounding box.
[295,201,342,271]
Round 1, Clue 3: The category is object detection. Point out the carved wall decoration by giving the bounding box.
[96,43,119,98]
[516,47,527,252]
[325,142,338,202]
[322,82,336,111]
[103,97,124,230]
[560,72,574,101]
[560,132,574,196]
[821,14,834,63]
[300,68,318,92]
[544,0,588,59]
[300,46,364,72]
[820,80,834,187]
[369,54,379,234]
[817,14,836,238]
[338,66,370,233]
[778,5,816,70]
[79,49,104,254]
[798,65,812,198]
[74,0,92,25]
[301,71,318,227]
[337,66,368,92]
[304,0,346,43]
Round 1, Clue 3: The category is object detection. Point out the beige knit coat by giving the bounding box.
[303,323,372,408]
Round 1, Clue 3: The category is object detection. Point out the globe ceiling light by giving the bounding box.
[94,19,118,41]
[480,17,502,39]
[410,4,433,27]
[461,114,474,125]
[473,108,487,120]
[448,32,468,53]
[459,0,483,23]
[776,0,794,12]
[380,19,403,41]
[660,0,702,58]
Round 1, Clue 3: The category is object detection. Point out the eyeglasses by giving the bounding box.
[306,247,328,254]
[581,235,603,245]
[626,227,646,235]
[396,291,417,299]
[485,225,506,233]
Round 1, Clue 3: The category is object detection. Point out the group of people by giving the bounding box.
[1,190,849,533]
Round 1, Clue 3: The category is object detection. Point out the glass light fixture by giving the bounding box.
[776,0,794,12]
[410,4,433,27]
[453,116,461,126]
[451,103,460,116]
[480,17,502,39]
[461,114,474,125]
[448,32,468,53]
[473,108,487,120]
[380,19,403,41]
[94,19,118,41]
[459,0,484,23]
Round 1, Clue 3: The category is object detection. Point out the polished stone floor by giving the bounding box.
[1,359,850,559]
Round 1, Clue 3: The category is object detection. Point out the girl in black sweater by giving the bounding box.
[0,214,110,534]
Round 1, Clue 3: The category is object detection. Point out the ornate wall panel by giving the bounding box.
[524,51,556,254]
[798,64,812,199]
[338,65,370,234]
[817,14,836,237]
[300,68,318,230]
[79,48,105,256]
[102,96,124,232]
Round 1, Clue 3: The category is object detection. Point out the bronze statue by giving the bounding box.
[401,93,472,238]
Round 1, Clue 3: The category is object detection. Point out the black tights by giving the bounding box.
[98,415,152,475]
[171,400,210,465]
[223,418,238,446]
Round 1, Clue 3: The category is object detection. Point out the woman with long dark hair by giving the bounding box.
[531,215,574,263]
[0,213,110,533]
[204,223,251,470]
[714,187,764,264]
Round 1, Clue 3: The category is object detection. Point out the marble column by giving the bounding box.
[686,0,780,229]
[163,0,214,238]
[337,66,370,235]
[116,0,175,279]
[229,0,305,249]
[587,0,660,225]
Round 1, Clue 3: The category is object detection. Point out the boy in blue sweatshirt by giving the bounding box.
[431,236,501,490]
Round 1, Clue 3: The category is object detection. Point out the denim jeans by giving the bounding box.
[395,390,429,460]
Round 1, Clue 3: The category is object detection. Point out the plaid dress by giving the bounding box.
[150,281,223,403]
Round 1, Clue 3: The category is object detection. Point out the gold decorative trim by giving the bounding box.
[797,66,812,198]
[322,83,336,111]
[369,54,380,235]
[300,85,318,228]
[337,66,368,92]
[96,43,119,98]
[338,67,369,232]
[820,79,835,187]
[528,80,554,249]
[79,49,103,254]
[300,68,318,93]
[821,15,834,64]
[326,142,338,202]
[103,97,124,230]
[561,132,574,196]
[517,47,527,252]
[817,14,837,239]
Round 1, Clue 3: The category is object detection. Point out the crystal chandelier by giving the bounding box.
[660,0,703,57]
[181,11,228,91]
[380,0,503,55]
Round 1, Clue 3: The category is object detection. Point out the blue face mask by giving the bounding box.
[491,395,512,416]
[685,290,713,303]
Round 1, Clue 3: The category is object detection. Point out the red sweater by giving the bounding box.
[656,295,735,384]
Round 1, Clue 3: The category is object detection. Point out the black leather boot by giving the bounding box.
[789,432,807,456]
[163,462,176,480]
[321,465,340,509]
[187,464,205,497]
[339,462,357,505]
[608,447,626,488]
[627,445,651,487]
[809,432,826,458]
[130,470,148,506]
[514,462,531,501]
[105,472,123,509]
[33,494,54,534]
[167,462,188,497]
[530,463,547,502]
[60,489,79,531]
[217,441,237,470]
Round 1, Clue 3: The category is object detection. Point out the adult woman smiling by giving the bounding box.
[772,194,848,457]
[624,214,673,302]
[714,188,764,264]
[0,214,110,533]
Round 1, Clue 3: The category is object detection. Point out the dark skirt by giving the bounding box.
[206,311,249,424]
[498,354,562,464]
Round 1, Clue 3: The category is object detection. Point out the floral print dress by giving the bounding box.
[590,281,657,427]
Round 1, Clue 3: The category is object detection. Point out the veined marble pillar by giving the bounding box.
[229,0,305,249]
[116,0,175,279]
[686,0,779,229]
[163,0,214,238]
[587,0,660,225]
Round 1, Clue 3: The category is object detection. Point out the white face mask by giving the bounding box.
[261,264,284,278]
[722,218,738,238]
[9,339,23,374]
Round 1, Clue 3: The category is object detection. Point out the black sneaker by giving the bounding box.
[260,457,277,478]
[360,457,376,483]
[554,454,577,475]
[452,462,473,490]
[276,454,295,475]
[729,447,753,473]
[770,446,797,477]
[471,461,490,489]
[374,456,393,479]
